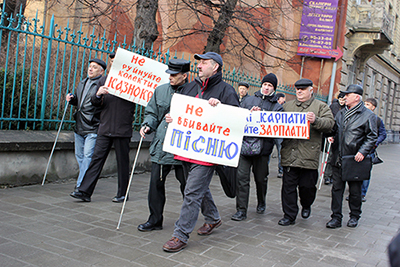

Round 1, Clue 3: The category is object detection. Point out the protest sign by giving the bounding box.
[105,48,169,106]
[244,111,310,139]
[163,94,248,167]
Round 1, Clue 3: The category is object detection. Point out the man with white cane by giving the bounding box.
[137,59,190,232]
[70,71,136,203]
[66,58,106,189]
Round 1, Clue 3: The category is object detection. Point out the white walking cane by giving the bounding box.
[318,140,332,190]
[42,102,69,186]
[117,135,143,230]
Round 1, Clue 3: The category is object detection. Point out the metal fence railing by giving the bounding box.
[0,5,327,131]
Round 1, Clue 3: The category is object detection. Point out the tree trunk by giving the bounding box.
[133,0,159,52]
[204,0,238,53]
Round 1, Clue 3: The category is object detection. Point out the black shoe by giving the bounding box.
[112,195,128,203]
[70,191,91,202]
[231,211,247,221]
[278,218,295,226]
[256,203,266,214]
[326,218,342,228]
[324,177,331,185]
[277,172,283,178]
[345,196,349,201]
[347,217,358,228]
[301,207,311,219]
[137,221,163,232]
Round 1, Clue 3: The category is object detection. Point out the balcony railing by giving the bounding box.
[347,2,394,42]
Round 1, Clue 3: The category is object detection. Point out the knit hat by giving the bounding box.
[338,92,346,99]
[261,73,278,90]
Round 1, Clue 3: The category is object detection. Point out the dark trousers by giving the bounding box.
[330,166,362,220]
[79,135,130,197]
[147,163,186,225]
[236,154,270,213]
[281,167,318,221]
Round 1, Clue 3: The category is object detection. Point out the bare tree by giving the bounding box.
[133,0,159,51]
[43,0,159,53]
[165,0,302,71]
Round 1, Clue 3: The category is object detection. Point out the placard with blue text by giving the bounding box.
[163,94,249,167]
[244,111,310,139]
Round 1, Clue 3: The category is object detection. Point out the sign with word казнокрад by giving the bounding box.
[163,94,249,167]
[244,111,310,139]
[297,0,339,59]
[105,47,169,106]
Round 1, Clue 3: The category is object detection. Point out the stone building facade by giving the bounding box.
[22,0,400,141]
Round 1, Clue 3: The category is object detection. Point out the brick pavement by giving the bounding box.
[0,144,399,266]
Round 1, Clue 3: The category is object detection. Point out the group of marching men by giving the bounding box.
[67,51,384,252]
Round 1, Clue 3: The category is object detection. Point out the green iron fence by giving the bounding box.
[0,5,327,131]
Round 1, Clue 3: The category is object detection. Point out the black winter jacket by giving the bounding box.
[330,103,378,166]
[241,91,283,156]
[181,71,239,106]
[91,76,136,138]
[69,76,104,135]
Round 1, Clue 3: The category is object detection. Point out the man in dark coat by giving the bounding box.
[137,59,190,232]
[162,52,240,252]
[237,81,250,103]
[66,58,106,188]
[70,62,136,203]
[231,73,283,221]
[326,84,377,228]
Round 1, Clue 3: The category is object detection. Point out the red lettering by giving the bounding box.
[186,105,194,114]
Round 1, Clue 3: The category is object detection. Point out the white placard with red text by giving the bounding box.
[244,111,310,139]
[105,48,169,106]
[163,94,249,167]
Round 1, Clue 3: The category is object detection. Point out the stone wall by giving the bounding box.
[0,130,152,186]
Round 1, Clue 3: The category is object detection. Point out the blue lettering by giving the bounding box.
[170,129,184,148]
[300,113,306,124]
[192,136,205,153]
[218,141,239,159]
[205,138,219,156]
[183,131,191,151]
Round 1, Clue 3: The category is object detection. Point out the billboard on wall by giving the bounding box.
[297,0,339,59]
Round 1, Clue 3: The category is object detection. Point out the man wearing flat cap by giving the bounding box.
[326,84,377,229]
[278,78,334,226]
[66,58,106,189]
[137,59,190,232]
[238,81,250,103]
[162,51,240,252]
[70,55,136,203]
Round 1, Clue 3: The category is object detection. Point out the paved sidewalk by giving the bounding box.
[1,144,399,267]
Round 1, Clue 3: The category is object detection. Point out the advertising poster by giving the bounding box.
[297,0,339,58]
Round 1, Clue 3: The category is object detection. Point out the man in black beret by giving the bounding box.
[137,59,190,232]
[326,84,377,228]
[278,78,334,226]
[66,58,106,189]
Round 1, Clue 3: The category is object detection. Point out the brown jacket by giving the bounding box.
[281,96,334,169]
